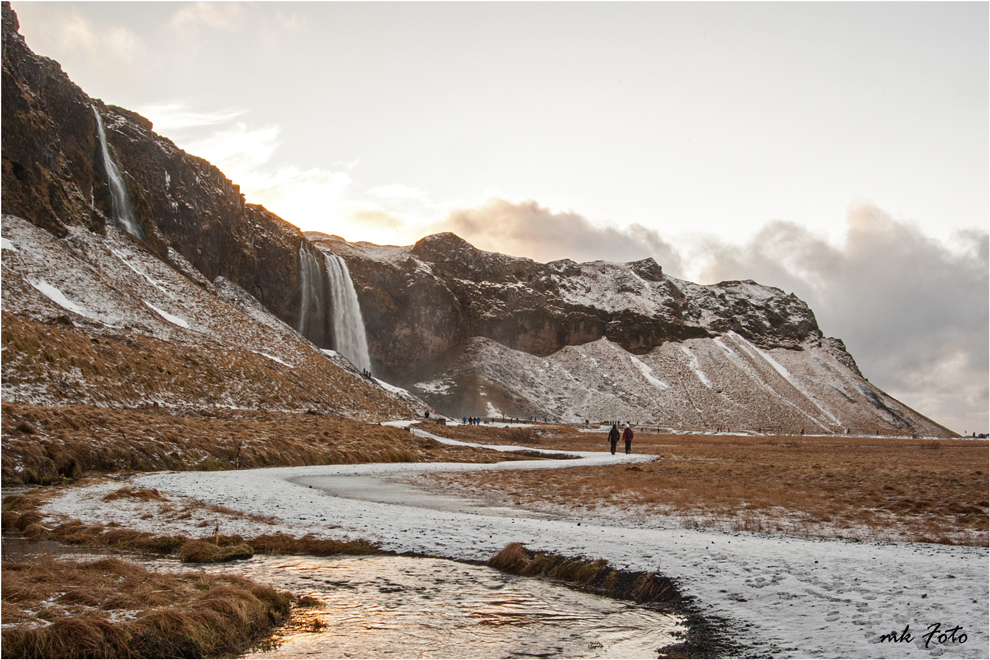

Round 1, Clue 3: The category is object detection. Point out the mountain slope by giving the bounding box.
[1,2,340,347]
[1,214,418,419]
[309,233,953,436]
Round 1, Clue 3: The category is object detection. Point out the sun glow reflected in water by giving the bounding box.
[237,555,687,659]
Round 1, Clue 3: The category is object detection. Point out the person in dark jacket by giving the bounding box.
[607,423,620,455]
[622,423,634,454]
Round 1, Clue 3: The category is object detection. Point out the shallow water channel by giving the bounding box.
[3,538,686,658]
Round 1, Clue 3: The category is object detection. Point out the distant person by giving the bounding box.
[463,416,467,424]
[622,423,634,454]
[608,423,620,455]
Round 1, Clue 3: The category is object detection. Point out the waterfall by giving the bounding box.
[325,253,372,374]
[92,106,145,241]
[297,243,328,344]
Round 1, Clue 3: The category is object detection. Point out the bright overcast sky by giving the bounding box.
[10,1,989,433]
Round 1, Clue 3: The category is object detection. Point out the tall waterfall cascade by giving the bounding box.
[296,243,327,343]
[325,254,372,374]
[92,106,145,241]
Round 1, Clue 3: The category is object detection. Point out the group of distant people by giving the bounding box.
[463,416,482,425]
[607,423,634,455]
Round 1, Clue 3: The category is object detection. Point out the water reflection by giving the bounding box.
[232,556,686,659]
[1,538,686,658]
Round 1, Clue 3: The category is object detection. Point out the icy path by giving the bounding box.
[45,431,987,658]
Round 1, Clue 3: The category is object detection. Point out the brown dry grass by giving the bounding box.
[178,540,254,563]
[1,402,526,486]
[101,486,169,502]
[0,310,417,421]
[487,542,675,604]
[422,427,989,546]
[1,554,291,658]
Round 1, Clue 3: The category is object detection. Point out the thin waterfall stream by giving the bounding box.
[92,106,145,241]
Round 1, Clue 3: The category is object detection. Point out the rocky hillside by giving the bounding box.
[1,2,419,423]
[1,2,340,345]
[310,232,953,437]
[1,212,422,419]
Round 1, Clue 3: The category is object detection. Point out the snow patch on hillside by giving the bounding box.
[29,279,94,320]
[629,355,669,390]
[144,301,190,328]
[680,343,712,387]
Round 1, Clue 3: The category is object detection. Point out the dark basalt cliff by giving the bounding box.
[1,2,330,343]
[307,232,826,386]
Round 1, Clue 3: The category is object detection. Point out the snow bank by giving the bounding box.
[41,454,988,659]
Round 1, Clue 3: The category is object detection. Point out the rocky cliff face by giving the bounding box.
[1,2,418,421]
[308,232,823,380]
[308,232,950,436]
[1,2,329,342]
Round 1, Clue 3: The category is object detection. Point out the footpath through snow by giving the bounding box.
[42,429,988,659]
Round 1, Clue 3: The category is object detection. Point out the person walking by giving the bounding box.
[622,423,634,454]
[607,423,620,455]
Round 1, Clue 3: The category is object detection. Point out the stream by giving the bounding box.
[2,537,687,659]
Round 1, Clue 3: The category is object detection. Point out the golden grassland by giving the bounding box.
[0,490,380,658]
[1,554,292,659]
[1,402,531,486]
[419,425,989,546]
[0,311,417,420]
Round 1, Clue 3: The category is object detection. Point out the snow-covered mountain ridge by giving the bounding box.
[308,232,951,436]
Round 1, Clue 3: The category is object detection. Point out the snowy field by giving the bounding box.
[42,429,988,659]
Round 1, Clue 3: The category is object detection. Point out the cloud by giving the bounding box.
[695,204,988,433]
[368,184,431,202]
[170,2,245,34]
[275,10,302,33]
[182,122,281,179]
[51,12,145,76]
[238,165,354,231]
[437,198,685,274]
[262,9,304,47]
[349,209,405,231]
[136,104,248,133]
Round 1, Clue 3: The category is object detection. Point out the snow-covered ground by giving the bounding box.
[40,431,987,659]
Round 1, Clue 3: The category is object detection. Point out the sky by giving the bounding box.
[10,1,988,433]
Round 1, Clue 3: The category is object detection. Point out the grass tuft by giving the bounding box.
[178,540,254,563]
[487,542,677,603]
